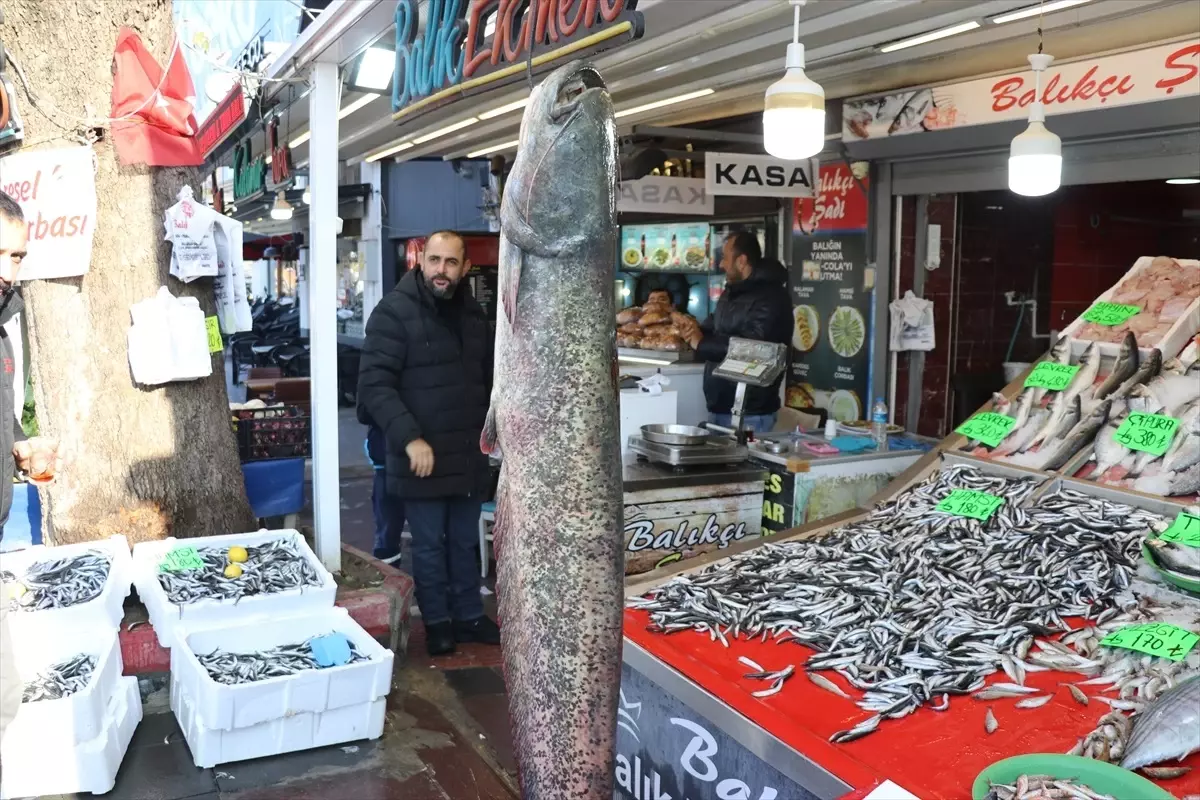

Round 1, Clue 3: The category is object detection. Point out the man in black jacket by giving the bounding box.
[357,230,499,656]
[687,230,792,433]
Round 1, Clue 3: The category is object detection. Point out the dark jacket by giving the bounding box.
[0,290,26,533]
[357,269,493,499]
[696,259,792,416]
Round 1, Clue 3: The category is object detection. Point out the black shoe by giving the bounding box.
[454,615,501,645]
[425,621,457,657]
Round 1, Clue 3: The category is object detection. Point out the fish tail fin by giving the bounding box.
[501,249,523,326]
[481,404,499,454]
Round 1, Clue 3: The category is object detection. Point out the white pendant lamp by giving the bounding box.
[1009,53,1062,196]
[270,191,294,221]
[763,0,825,160]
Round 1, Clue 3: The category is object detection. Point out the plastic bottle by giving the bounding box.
[871,398,889,451]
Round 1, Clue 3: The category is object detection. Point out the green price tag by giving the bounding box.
[1113,412,1180,457]
[205,316,223,354]
[1024,362,1080,391]
[1100,622,1200,662]
[954,412,1017,448]
[1160,512,1200,548]
[1082,302,1141,326]
[936,489,1005,521]
[159,546,205,573]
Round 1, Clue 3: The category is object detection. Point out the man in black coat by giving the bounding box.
[686,230,792,433]
[357,230,498,656]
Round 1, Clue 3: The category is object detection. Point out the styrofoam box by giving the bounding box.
[172,675,386,768]
[0,535,133,638]
[171,606,393,732]
[5,624,123,745]
[131,528,337,649]
[0,675,142,799]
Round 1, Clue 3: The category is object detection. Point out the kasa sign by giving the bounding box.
[704,152,819,199]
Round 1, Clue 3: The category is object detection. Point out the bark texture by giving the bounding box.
[5,0,254,544]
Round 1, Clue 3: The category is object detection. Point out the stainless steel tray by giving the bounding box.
[641,424,710,446]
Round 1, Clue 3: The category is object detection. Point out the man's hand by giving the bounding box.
[14,437,60,483]
[686,329,703,350]
[405,438,435,478]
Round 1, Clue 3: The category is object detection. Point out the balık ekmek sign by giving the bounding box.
[391,0,645,122]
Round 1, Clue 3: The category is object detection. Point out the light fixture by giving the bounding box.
[270,191,294,220]
[413,117,480,144]
[339,93,380,119]
[365,140,415,163]
[353,47,394,91]
[613,88,714,120]
[1166,178,1200,185]
[1009,54,1062,197]
[879,20,981,53]
[265,155,273,165]
[302,189,312,204]
[290,131,311,148]
[991,0,1093,24]
[762,0,824,161]
[467,139,519,158]
[479,98,528,120]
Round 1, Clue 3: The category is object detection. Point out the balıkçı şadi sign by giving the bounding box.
[0,146,97,281]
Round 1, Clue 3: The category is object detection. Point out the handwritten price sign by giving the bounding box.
[936,489,1005,522]
[1082,302,1141,326]
[1161,512,1200,548]
[1113,412,1180,457]
[1100,622,1200,662]
[954,412,1016,448]
[205,316,223,354]
[1024,362,1080,391]
[159,546,204,573]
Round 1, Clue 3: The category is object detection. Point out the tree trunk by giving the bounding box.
[5,0,255,544]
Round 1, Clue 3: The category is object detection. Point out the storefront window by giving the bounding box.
[338,242,364,338]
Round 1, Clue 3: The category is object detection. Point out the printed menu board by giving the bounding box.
[619,223,712,272]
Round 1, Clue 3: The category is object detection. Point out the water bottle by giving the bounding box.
[871,398,889,451]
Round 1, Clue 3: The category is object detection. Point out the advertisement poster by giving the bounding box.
[0,146,97,281]
[620,223,712,272]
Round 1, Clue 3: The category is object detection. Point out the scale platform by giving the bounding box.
[628,435,749,467]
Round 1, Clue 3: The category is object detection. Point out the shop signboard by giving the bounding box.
[266,116,293,189]
[704,153,818,199]
[0,146,97,281]
[618,177,714,216]
[616,662,817,800]
[391,0,646,123]
[195,84,247,160]
[761,467,796,535]
[843,38,1200,141]
[620,223,712,272]
[233,138,267,201]
[623,482,762,575]
[793,161,870,236]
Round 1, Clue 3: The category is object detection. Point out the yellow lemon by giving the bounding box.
[7,582,27,600]
[224,563,244,579]
[227,546,249,563]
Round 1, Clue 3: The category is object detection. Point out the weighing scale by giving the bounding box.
[705,337,788,443]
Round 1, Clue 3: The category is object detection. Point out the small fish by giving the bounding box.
[738,656,764,673]
[985,707,999,734]
[1114,348,1162,399]
[1065,683,1089,706]
[807,671,852,699]
[1015,694,1054,709]
[1140,766,1192,779]
[1042,398,1112,472]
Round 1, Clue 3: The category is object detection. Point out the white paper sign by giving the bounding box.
[0,146,97,281]
[618,177,714,215]
[705,152,819,198]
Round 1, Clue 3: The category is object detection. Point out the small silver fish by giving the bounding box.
[1015,694,1054,709]
[807,671,852,699]
[985,707,999,734]
[1065,683,1089,706]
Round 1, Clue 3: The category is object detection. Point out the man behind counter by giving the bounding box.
[687,231,791,434]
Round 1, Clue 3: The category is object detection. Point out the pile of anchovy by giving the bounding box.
[156,538,324,606]
[197,636,370,685]
[0,550,112,612]
[629,463,1168,743]
[984,775,1113,800]
[21,654,97,703]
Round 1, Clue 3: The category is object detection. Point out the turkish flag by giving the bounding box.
[110,27,203,167]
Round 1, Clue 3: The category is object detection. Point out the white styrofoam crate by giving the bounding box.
[171,606,393,732]
[172,676,385,768]
[0,675,142,799]
[0,535,132,638]
[5,625,123,745]
[131,528,336,649]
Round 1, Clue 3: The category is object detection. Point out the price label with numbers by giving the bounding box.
[936,489,1005,522]
[954,412,1017,448]
[1024,362,1081,391]
[1082,302,1141,326]
[205,316,223,354]
[1100,622,1200,662]
[1113,412,1180,457]
[1160,512,1200,548]
[159,546,205,573]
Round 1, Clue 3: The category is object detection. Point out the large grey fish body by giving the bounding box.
[1134,461,1200,497]
[1041,397,1110,471]
[1163,402,1200,473]
[482,62,624,799]
[1094,331,1139,400]
[1114,348,1161,399]
[1146,538,1200,576]
[1120,675,1200,770]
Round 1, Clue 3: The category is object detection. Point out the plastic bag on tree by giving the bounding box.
[127,287,213,385]
[212,215,252,333]
[164,186,219,283]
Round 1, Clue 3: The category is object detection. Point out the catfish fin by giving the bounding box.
[481,403,499,454]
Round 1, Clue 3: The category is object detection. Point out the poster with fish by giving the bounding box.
[620,223,712,272]
[787,233,873,422]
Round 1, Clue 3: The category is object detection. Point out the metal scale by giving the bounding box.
[628,337,789,470]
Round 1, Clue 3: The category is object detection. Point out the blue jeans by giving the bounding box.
[404,497,484,625]
[709,412,777,434]
[372,469,404,559]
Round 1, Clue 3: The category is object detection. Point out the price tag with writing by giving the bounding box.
[159,546,205,573]
[1024,362,1080,392]
[1082,302,1141,326]
[205,316,223,354]
[936,489,1005,522]
[1113,412,1180,457]
[1100,622,1200,662]
[1160,512,1200,548]
[954,412,1016,448]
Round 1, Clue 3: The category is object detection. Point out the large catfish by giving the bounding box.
[481,61,623,799]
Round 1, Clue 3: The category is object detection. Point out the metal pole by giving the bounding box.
[308,59,342,572]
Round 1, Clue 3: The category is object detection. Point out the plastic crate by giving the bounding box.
[232,405,311,462]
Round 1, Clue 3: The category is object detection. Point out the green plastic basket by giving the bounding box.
[1141,540,1200,595]
[972,754,1175,800]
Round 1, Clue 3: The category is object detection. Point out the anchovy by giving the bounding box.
[21,654,97,702]
[1,551,111,612]
[156,537,323,608]
[196,635,370,686]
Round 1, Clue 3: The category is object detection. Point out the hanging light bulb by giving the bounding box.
[302,188,312,205]
[763,0,825,160]
[1009,53,1062,196]
[270,191,294,221]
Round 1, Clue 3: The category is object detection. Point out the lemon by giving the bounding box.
[227,546,249,563]
[7,582,26,600]
[224,563,244,579]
